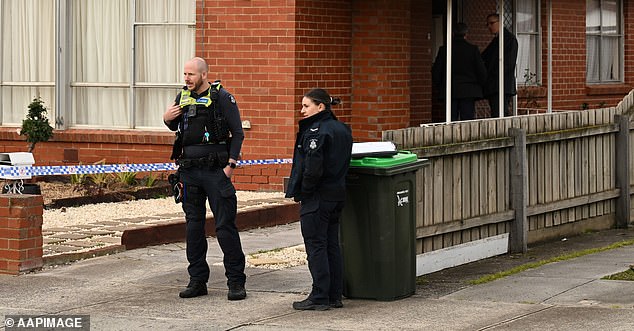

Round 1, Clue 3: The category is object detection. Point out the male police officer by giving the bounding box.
[163,57,246,300]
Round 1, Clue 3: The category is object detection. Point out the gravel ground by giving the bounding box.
[43,190,287,229]
[246,244,307,269]
[40,184,303,269]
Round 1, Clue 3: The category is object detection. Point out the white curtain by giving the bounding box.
[601,0,619,81]
[135,0,194,128]
[586,0,601,82]
[72,0,130,127]
[517,35,536,84]
[0,0,55,125]
[516,0,537,85]
[601,36,619,81]
[71,0,193,128]
[586,36,600,82]
[586,0,620,82]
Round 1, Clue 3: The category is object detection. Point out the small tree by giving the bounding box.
[20,98,54,152]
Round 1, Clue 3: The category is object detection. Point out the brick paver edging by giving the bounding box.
[121,201,299,250]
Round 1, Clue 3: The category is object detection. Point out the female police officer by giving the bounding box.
[285,88,353,310]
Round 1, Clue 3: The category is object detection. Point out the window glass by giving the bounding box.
[72,87,129,127]
[136,0,194,23]
[134,0,194,128]
[135,26,194,84]
[0,0,55,125]
[71,0,130,126]
[601,0,618,34]
[586,0,622,83]
[516,0,539,86]
[135,88,178,128]
[66,0,194,128]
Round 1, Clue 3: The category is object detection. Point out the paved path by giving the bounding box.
[2,223,633,330]
[41,197,292,264]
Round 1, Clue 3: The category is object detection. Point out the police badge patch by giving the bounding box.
[229,95,236,104]
[309,139,318,150]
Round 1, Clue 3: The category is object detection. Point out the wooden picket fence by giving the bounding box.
[384,90,634,255]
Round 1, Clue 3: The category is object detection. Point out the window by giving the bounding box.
[586,0,622,83]
[0,0,56,126]
[516,0,540,85]
[0,0,194,129]
[133,0,195,128]
[71,0,131,127]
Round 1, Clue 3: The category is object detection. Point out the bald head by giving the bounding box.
[188,57,209,74]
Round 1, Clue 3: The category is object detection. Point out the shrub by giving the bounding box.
[141,172,159,187]
[20,98,54,152]
[115,172,137,186]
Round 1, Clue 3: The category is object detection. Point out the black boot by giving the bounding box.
[292,298,329,311]
[179,281,207,298]
[329,299,343,308]
[227,283,247,300]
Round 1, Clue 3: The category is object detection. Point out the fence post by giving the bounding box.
[615,115,630,229]
[509,128,527,253]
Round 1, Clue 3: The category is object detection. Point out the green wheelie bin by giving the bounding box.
[340,151,427,301]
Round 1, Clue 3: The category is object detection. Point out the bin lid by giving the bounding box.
[351,141,398,158]
[349,151,418,168]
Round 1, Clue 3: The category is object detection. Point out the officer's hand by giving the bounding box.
[223,166,234,178]
[163,104,182,123]
[223,159,237,178]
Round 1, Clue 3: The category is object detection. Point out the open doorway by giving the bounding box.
[430,0,517,122]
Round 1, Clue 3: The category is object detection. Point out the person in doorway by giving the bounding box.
[481,13,518,118]
[432,22,487,121]
[285,88,353,311]
[163,57,247,300]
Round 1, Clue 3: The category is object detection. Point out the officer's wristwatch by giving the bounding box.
[227,162,237,169]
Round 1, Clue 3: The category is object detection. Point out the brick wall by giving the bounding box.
[546,1,588,110]
[410,2,433,126]
[0,195,43,275]
[3,1,632,191]
[294,0,353,125]
[351,0,412,141]
[196,0,298,191]
[0,129,175,166]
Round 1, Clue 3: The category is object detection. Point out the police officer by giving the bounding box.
[285,88,353,310]
[163,57,246,300]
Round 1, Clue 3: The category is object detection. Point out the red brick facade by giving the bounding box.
[0,195,43,274]
[1,1,632,191]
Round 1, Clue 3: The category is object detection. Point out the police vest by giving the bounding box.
[178,81,229,146]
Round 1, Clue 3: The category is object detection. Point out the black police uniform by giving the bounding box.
[285,109,353,306]
[482,27,518,117]
[165,82,246,294]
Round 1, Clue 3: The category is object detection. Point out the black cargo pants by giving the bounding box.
[300,195,345,305]
[179,166,246,286]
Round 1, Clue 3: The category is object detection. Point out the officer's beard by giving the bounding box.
[191,80,208,94]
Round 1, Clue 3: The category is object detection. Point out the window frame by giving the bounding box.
[1,0,194,129]
[0,0,57,126]
[585,0,624,84]
[515,0,541,87]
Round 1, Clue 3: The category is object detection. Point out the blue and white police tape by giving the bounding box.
[0,158,293,178]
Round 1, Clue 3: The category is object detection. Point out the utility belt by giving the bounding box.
[177,144,229,169]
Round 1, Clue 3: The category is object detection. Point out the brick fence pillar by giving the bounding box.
[0,194,44,275]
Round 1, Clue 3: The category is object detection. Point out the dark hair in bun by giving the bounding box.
[304,88,342,110]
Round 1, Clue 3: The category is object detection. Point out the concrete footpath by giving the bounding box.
[1,222,634,330]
